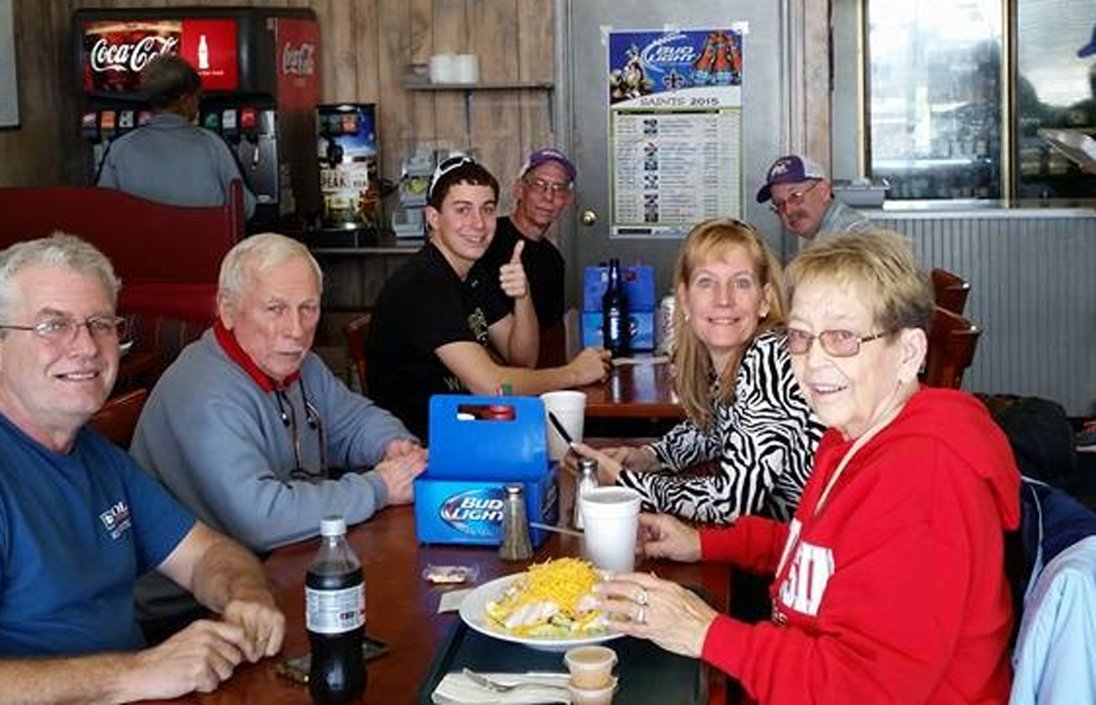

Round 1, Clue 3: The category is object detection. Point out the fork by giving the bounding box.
[461,668,568,693]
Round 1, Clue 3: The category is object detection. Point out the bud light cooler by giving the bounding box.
[413,395,559,547]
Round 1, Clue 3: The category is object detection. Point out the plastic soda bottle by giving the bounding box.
[306,516,366,704]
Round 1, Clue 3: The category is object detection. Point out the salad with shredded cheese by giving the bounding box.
[484,558,608,638]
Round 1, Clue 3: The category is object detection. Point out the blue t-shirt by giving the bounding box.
[0,413,195,655]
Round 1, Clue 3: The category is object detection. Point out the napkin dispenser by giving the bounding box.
[413,395,559,547]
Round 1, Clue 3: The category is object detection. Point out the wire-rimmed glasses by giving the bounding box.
[785,327,889,358]
[769,180,822,214]
[0,315,128,346]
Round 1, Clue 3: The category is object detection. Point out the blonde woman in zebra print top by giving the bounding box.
[573,219,824,523]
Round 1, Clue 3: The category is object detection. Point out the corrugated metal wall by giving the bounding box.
[872,210,1096,416]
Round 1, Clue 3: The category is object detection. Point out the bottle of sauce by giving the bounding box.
[306,516,366,704]
[601,258,630,357]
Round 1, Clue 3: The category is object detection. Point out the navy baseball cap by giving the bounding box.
[1079,22,1096,58]
[755,154,826,203]
[519,148,577,183]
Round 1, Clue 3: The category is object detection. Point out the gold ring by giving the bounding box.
[636,606,646,624]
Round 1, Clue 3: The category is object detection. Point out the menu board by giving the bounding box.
[607,27,746,239]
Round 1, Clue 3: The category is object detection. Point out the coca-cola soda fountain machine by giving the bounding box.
[73,7,322,226]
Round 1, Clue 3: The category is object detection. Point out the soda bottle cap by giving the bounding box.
[319,516,347,537]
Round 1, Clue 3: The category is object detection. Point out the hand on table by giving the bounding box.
[222,593,286,662]
[126,619,253,699]
[637,512,701,563]
[567,347,611,386]
[375,452,428,504]
[595,571,718,659]
[384,438,427,464]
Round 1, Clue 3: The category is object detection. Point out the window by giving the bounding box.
[1016,0,1096,199]
[866,0,1003,200]
[863,0,1095,202]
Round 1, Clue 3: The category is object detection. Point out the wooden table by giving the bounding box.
[580,357,684,419]
[150,474,729,704]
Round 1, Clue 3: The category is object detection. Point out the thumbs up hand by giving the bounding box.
[499,240,529,300]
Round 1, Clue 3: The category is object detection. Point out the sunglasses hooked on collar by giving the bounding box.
[427,155,476,200]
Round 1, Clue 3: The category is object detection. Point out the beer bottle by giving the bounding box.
[601,258,631,357]
[307,516,366,704]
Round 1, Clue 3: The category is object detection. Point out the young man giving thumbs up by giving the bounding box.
[367,156,610,438]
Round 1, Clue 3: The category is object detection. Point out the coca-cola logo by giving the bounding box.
[89,35,179,74]
[282,42,316,76]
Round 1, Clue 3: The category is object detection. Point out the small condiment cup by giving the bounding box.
[564,644,617,689]
[567,675,618,705]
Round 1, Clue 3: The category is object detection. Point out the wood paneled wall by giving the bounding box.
[0,0,556,205]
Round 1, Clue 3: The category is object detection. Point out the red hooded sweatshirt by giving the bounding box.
[698,388,1020,704]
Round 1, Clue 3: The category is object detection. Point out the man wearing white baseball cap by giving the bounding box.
[756,154,868,240]
[479,148,576,365]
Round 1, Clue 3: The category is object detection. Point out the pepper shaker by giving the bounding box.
[573,457,599,530]
[499,483,533,561]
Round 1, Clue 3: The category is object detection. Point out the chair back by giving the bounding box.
[0,180,244,283]
[923,306,981,389]
[931,268,971,315]
[344,314,372,395]
[88,388,149,449]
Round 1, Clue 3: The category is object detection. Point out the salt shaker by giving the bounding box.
[499,483,533,561]
[573,457,599,530]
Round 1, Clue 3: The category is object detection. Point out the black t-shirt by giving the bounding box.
[478,216,565,330]
[367,241,509,439]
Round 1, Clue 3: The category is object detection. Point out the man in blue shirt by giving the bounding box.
[0,234,283,702]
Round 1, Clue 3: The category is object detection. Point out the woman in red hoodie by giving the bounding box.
[596,229,1021,704]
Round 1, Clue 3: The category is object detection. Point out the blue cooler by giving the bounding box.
[413,395,559,547]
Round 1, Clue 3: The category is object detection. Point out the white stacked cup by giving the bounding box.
[580,487,641,573]
[540,390,586,462]
[453,54,479,84]
[428,53,457,83]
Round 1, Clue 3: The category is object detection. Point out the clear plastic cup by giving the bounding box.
[567,675,618,704]
[564,645,617,689]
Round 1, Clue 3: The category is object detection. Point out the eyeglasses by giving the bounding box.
[785,328,889,358]
[0,315,128,345]
[427,155,476,200]
[770,180,822,214]
[523,176,572,196]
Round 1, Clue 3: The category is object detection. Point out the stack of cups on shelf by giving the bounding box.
[428,53,456,83]
[564,645,618,704]
[454,54,479,83]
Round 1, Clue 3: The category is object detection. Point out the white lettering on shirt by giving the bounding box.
[775,518,834,617]
[98,500,132,541]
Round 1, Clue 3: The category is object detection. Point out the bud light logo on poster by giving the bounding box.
[440,488,505,538]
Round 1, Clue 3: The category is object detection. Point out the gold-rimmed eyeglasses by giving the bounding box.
[785,327,889,358]
[770,180,822,214]
[0,315,128,346]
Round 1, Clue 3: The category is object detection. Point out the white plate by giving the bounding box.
[459,573,623,652]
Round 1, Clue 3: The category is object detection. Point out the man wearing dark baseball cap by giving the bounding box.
[756,154,867,240]
[479,147,577,365]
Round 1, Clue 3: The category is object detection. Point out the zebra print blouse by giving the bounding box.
[617,330,824,524]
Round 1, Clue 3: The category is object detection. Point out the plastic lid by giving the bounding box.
[320,516,347,537]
